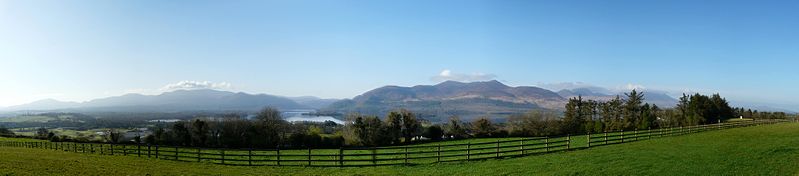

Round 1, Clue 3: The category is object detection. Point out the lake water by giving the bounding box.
[282,110,345,124]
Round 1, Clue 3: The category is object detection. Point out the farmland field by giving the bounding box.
[2,122,799,175]
[0,115,56,123]
[9,128,108,141]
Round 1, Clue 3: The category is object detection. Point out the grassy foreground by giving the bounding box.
[2,123,799,175]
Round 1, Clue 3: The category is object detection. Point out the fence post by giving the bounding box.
[372,147,376,165]
[648,127,651,139]
[175,146,179,161]
[147,144,151,158]
[137,144,141,157]
[404,146,408,165]
[248,147,252,166]
[496,139,500,158]
[634,129,638,141]
[520,140,525,155]
[340,147,345,167]
[467,142,471,160]
[276,146,281,166]
[567,134,571,150]
[307,147,312,166]
[100,144,104,155]
[198,148,202,162]
[545,137,549,152]
[220,148,225,164]
[90,144,94,153]
[155,145,159,159]
[604,131,608,145]
[621,130,625,143]
[111,144,114,155]
[587,132,591,148]
[437,144,442,162]
[82,143,85,153]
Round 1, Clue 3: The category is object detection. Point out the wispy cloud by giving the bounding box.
[159,81,233,91]
[430,69,497,82]
[618,83,646,91]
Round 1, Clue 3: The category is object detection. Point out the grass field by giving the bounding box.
[2,122,798,175]
[0,115,56,123]
[0,114,85,123]
[9,128,107,141]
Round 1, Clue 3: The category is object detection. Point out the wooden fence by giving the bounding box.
[587,119,785,147]
[0,119,790,167]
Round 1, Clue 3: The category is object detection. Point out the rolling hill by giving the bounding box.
[3,89,313,113]
[324,80,567,121]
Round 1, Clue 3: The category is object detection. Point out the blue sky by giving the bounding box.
[1,0,798,110]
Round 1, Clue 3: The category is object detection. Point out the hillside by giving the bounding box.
[325,80,566,121]
[3,89,311,113]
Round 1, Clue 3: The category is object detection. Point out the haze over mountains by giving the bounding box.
[10,80,792,121]
[2,89,329,112]
[323,80,679,121]
[556,88,678,108]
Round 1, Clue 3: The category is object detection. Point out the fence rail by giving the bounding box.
[0,119,791,167]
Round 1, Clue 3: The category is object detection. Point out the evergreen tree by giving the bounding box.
[562,96,585,134]
[623,89,644,130]
[385,111,403,144]
[399,110,421,143]
[677,94,691,126]
[190,119,209,146]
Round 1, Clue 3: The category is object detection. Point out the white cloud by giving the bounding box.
[160,81,233,91]
[430,69,497,82]
[620,83,646,91]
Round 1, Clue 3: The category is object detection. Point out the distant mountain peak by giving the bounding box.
[4,98,80,111]
[3,89,323,112]
[556,88,678,108]
[325,80,566,121]
[435,80,504,85]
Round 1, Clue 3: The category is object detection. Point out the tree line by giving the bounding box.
[136,108,345,149]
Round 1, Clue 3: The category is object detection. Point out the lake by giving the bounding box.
[282,110,345,124]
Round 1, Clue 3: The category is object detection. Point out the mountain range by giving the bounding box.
[0,80,687,121]
[4,80,793,121]
[322,80,680,121]
[2,89,335,112]
[323,80,566,121]
[556,88,678,108]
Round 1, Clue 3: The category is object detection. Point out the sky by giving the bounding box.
[1,0,798,110]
